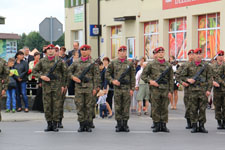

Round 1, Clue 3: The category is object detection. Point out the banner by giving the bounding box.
[163,0,221,10]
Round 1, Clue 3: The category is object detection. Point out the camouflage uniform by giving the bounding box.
[141,60,173,132]
[33,56,67,131]
[180,61,213,133]
[105,58,135,132]
[213,62,225,128]
[68,58,100,131]
[176,62,192,128]
[0,58,9,123]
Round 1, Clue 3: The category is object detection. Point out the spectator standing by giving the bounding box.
[103,57,114,109]
[68,41,81,58]
[169,56,180,110]
[6,58,18,113]
[14,51,29,112]
[23,46,34,63]
[135,62,149,116]
[59,46,69,62]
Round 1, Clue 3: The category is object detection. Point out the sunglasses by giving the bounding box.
[81,49,88,51]
[218,54,224,56]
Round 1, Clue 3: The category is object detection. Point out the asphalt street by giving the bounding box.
[0,92,225,150]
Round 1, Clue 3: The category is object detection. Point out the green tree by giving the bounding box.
[24,31,49,52]
[17,33,27,50]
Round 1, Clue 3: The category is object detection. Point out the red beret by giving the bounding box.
[153,47,165,54]
[217,50,224,55]
[188,49,194,55]
[46,44,55,49]
[194,48,202,54]
[80,45,91,50]
[118,46,127,51]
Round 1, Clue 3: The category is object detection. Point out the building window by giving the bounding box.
[144,21,159,59]
[74,30,83,46]
[111,26,122,59]
[169,17,187,60]
[198,13,220,59]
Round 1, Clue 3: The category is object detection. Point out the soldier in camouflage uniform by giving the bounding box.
[106,45,135,132]
[141,47,173,133]
[68,45,100,132]
[33,44,67,132]
[179,48,213,133]
[212,50,225,129]
[0,58,9,133]
[176,49,194,129]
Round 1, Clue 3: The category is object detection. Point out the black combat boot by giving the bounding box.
[90,120,95,128]
[191,123,198,133]
[217,120,223,129]
[186,118,192,129]
[52,121,59,132]
[123,120,130,132]
[153,122,160,132]
[161,123,170,133]
[151,122,155,129]
[85,121,92,132]
[223,120,225,129]
[0,129,1,132]
[44,121,53,132]
[78,122,85,132]
[116,120,123,132]
[58,118,63,128]
[198,122,208,133]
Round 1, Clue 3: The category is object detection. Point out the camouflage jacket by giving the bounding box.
[105,58,135,91]
[0,58,9,91]
[213,62,225,91]
[141,60,174,93]
[67,58,100,93]
[179,61,213,92]
[176,61,190,94]
[32,56,67,90]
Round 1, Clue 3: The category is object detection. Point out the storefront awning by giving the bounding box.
[114,16,136,22]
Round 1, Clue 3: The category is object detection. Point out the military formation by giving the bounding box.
[1,43,225,134]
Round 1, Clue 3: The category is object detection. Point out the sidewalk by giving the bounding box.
[1,111,76,122]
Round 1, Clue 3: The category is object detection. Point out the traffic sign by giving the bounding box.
[39,17,63,43]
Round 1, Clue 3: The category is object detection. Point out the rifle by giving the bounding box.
[78,54,104,85]
[191,54,218,83]
[117,65,131,85]
[155,67,170,84]
[46,59,60,80]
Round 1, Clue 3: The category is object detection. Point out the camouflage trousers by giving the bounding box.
[183,92,191,119]
[59,92,66,119]
[213,91,225,120]
[114,89,131,121]
[151,89,169,123]
[42,89,61,122]
[74,92,93,122]
[91,95,97,120]
[189,92,208,124]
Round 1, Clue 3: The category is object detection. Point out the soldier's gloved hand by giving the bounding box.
[41,76,50,82]
[130,90,134,96]
[182,82,189,87]
[112,80,120,86]
[206,91,211,97]
[187,79,195,84]
[213,81,220,87]
[149,80,159,87]
[168,92,172,99]
[72,76,81,83]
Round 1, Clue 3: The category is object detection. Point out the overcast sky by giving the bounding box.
[0,0,64,35]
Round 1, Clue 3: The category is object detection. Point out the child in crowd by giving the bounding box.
[6,58,19,113]
[97,89,114,119]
